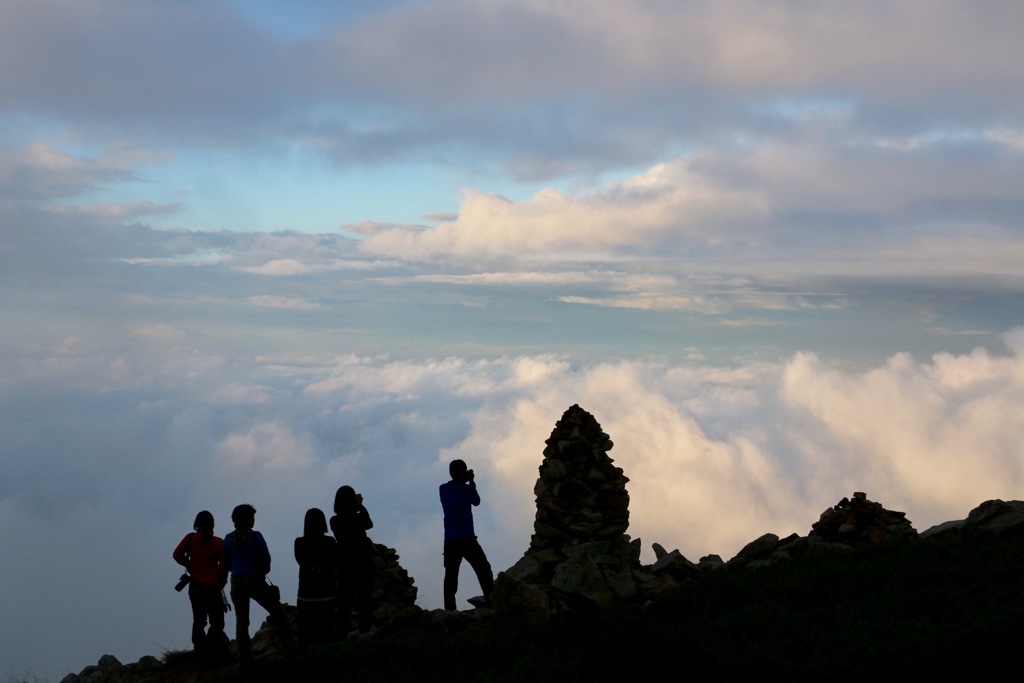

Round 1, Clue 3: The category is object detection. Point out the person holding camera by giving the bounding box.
[223,503,290,666]
[330,486,375,635]
[439,459,493,610]
[172,510,228,665]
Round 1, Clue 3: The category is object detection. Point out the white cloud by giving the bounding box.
[781,344,1024,519]
[236,258,312,276]
[245,295,321,310]
[558,294,726,314]
[359,162,766,260]
[216,421,316,472]
[357,138,1024,272]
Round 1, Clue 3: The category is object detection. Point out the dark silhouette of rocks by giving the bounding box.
[922,498,1024,540]
[726,492,919,568]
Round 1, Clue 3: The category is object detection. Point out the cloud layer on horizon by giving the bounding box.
[3,324,1024,675]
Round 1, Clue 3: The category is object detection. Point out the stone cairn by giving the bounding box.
[252,541,416,654]
[368,542,418,624]
[810,492,917,545]
[724,492,924,568]
[495,405,660,615]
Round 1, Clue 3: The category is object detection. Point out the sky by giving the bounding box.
[2,0,1024,677]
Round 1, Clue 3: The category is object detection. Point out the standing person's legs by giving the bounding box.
[462,538,493,600]
[337,562,354,634]
[230,576,254,662]
[204,584,226,653]
[354,554,375,632]
[190,583,225,664]
[442,539,465,610]
[188,587,209,652]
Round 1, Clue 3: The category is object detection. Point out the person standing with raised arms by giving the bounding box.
[439,459,493,610]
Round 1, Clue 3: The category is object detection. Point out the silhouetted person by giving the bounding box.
[173,510,228,665]
[294,508,337,646]
[330,485,375,635]
[223,504,290,667]
[440,459,493,610]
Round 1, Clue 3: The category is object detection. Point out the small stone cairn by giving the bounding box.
[368,542,418,623]
[495,405,672,615]
[810,492,917,545]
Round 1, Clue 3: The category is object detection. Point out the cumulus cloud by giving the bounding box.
[217,421,316,472]
[781,344,1024,520]
[356,134,1024,273]
[359,162,766,260]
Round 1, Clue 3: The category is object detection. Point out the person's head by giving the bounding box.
[303,508,328,536]
[231,503,256,530]
[193,510,215,533]
[449,459,469,483]
[334,485,356,515]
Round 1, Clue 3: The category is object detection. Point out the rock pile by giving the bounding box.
[725,492,920,568]
[250,541,416,655]
[496,405,659,614]
[368,542,418,624]
[58,654,162,683]
[266,542,416,640]
[531,404,630,549]
[810,492,917,545]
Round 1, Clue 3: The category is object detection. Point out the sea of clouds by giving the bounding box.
[3,323,1023,677]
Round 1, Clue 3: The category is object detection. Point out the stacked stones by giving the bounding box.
[811,492,917,544]
[368,542,418,624]
[532,404,630,548]
[255,542,416,648]
[496,405,644,613]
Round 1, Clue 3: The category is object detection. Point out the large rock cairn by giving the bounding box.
[495,405,651,615]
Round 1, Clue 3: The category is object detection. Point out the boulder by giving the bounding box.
[962,500,1024,538]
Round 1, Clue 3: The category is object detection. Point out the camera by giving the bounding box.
[174,573,191,592]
